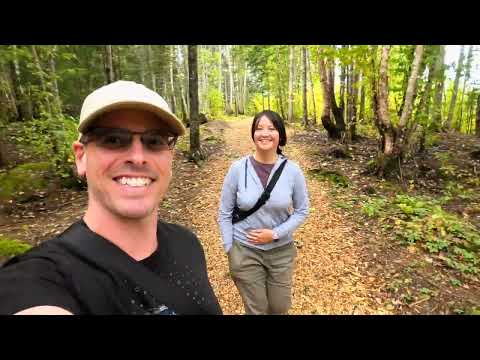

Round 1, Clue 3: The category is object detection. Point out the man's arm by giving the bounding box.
[15,306,73,315]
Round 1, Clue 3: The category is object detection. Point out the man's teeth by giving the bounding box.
[116,177,152,187]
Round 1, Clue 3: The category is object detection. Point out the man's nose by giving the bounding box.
[126,135,147,164]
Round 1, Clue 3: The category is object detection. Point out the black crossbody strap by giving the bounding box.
[232,158,288,224]
[56,222,175,312]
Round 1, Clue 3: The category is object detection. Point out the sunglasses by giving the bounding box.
[80,127,178,151]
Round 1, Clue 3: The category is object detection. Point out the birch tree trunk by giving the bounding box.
[241,69,247,114]
[229,49,235,115]
[10,45,32,121]
[302,46,308,128]
[445,45,465,129]
[147,45,157,92]
[0,66,18,119]
[218,45,222,92]
[287,46,295,122]
[113,45,122,80]
[105,45,115,84]
[416,50,436,124]
[375,45,424,177]
[307,48,317,124]
[275,47,286,118]
[348,64,360,141]
[49,45,62,114]
[432,45,446,129]
[476,92,480,137]
[137,45,146,84]
[31,45,52,114]
[359,75,366,123]
[339,56,346,119]
[182,45,190,117]
[169,46,177,114]
[457,45,473,131]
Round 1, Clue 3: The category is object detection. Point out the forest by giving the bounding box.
[0,45,479,314]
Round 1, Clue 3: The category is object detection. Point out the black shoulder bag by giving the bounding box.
[231,158,288,224]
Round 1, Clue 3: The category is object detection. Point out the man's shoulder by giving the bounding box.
[2,221,85,271]
[157,221,198,240]
[2,238,68,272]
[157,221,204,255]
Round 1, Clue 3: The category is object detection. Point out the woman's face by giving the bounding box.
[253,116,279,153]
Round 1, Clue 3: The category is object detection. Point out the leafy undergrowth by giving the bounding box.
[0,235,32,259]
[299,127,480,314]
[361,194,480,274]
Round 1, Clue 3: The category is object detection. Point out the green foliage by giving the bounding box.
[206,88,225,118]
[309,169,350,188]
[361,197,387,217]
[468,307,480,315]
[440,181,477,204]
[425,133,441,147]
[360,193,480,274]
[13,115,79,186]
[450,278,462,287]
[434,152,458,179]
[246,93,267,115]
[0,236,32,257]
[0,162,51,202]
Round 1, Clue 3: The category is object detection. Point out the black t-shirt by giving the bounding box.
[0,220,222,315]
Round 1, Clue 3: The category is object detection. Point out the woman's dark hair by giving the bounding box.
[250,110,287,155]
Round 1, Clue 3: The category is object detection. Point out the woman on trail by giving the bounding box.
[218,110,309,315]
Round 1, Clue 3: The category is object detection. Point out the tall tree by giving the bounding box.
[347,62,360,141]
[9,45,32,121]
[445,45,465,129]
[146,45,157,92]
[176,45,188,121]
[287,46,295,122]
[169,46,177,114]
[30,45,52,114]
[307,48,317,124]
[218,45,223,93]
[432,45,446,129]
[457,45,474,131]
[358,74,366,123]
[48,45,62,114]
[302,46,308,128]
[275,46,286,119]
[329,58,346,135]
[226,46,234,114]
[374,45,424,176]
[105,45,115,84]
[188,45,204,163]
[476,92,480,137]
[318,47,342,139]
[415,46,437,123]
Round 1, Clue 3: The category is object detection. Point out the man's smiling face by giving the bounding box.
[74,109,174,221]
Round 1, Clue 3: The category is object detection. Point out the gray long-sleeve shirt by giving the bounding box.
[218,155,309,253]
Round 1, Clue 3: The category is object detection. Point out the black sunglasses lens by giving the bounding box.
[142,131,177,151]
[95,129,132,149]
[86,128,177,151]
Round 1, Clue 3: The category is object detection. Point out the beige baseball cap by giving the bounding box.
[78,80,186,136]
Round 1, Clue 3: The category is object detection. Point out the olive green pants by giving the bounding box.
[228,240,297,315]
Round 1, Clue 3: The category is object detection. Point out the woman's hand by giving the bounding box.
[247,229,275,245]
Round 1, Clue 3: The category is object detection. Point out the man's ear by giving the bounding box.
[72,141,87,177]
